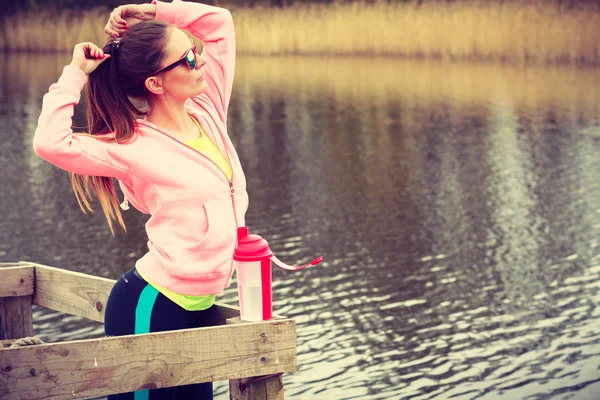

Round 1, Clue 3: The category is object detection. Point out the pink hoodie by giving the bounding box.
[32,0,247,296]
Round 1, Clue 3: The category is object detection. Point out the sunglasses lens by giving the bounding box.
[186,49,196,70]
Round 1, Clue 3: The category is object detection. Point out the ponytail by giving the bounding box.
[68,22,170,236]
[87,39,140,138]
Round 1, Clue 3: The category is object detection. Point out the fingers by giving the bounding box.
[95,54,112,65]
[104,22,120,38]
[113,7,128,26]
[104,6,128,37]
[90,45,106,59]
[76,42,106,59]
[104,21,125,38]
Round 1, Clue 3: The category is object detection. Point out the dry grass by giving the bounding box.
[0,8,111,52]
[233,0,600,65]
[1,1,599,65]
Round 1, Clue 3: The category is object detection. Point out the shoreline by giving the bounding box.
[1,1,599,66]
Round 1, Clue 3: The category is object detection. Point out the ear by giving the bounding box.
[144,76,164,95]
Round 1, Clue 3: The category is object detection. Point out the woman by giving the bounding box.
[33,0,246,398]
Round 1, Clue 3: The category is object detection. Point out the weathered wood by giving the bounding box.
[0,319,296,400]
[24,262,242,324]
[0,264,35,297]
[26,262,114,323]
[0,264,35,341]
[0,262,296,399]
[228,317,289,400]
[229,375,284,400]
[0,296,33,341]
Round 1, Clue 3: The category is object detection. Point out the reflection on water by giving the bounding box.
[1,54,599,399]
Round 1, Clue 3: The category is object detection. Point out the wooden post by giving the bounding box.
[229,375,284,400]
[0,297,33,340]
[0,264,35,340]
[227,317,289,400]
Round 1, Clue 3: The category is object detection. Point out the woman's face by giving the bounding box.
[157,28,207,98]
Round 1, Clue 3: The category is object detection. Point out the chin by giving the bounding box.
[193,80,209,96]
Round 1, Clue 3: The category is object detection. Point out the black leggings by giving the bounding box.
[104,267,215,399]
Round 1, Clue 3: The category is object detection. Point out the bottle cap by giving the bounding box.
[233,227,272,261]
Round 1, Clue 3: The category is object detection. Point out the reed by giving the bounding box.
[1,1,599,65]
[0,8,110,52]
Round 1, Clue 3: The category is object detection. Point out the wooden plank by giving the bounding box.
[0,296,33,340]
[0,265,34,297]
[26,262,114,323]
[228,317,288,400]
[27,262,241,324]
[0,319,296,400]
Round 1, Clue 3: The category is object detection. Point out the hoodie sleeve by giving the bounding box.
[32,65,131,180]
[153,0,235,122]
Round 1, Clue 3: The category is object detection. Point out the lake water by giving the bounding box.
[1,53,600,399]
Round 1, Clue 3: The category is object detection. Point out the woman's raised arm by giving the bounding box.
[107,1,235,122]
[33,43,132,180]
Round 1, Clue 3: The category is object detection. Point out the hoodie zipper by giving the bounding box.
[138,117,239,277]
[188,116,239,231]
[185,137,239,280]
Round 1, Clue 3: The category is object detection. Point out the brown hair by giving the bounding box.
[70,20,172,236]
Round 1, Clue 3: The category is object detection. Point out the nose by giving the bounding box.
[195,53,206,70]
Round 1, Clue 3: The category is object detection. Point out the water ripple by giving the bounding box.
[2,55,600,400]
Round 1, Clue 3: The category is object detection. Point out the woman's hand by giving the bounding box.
[69,42,111,75]
[104,4,156,37]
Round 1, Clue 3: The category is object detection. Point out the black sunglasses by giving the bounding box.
[137,41,197,84]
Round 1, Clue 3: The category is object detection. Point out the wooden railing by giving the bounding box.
[0,262,296,399]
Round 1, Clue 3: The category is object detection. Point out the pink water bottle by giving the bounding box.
[233,227,323,321]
